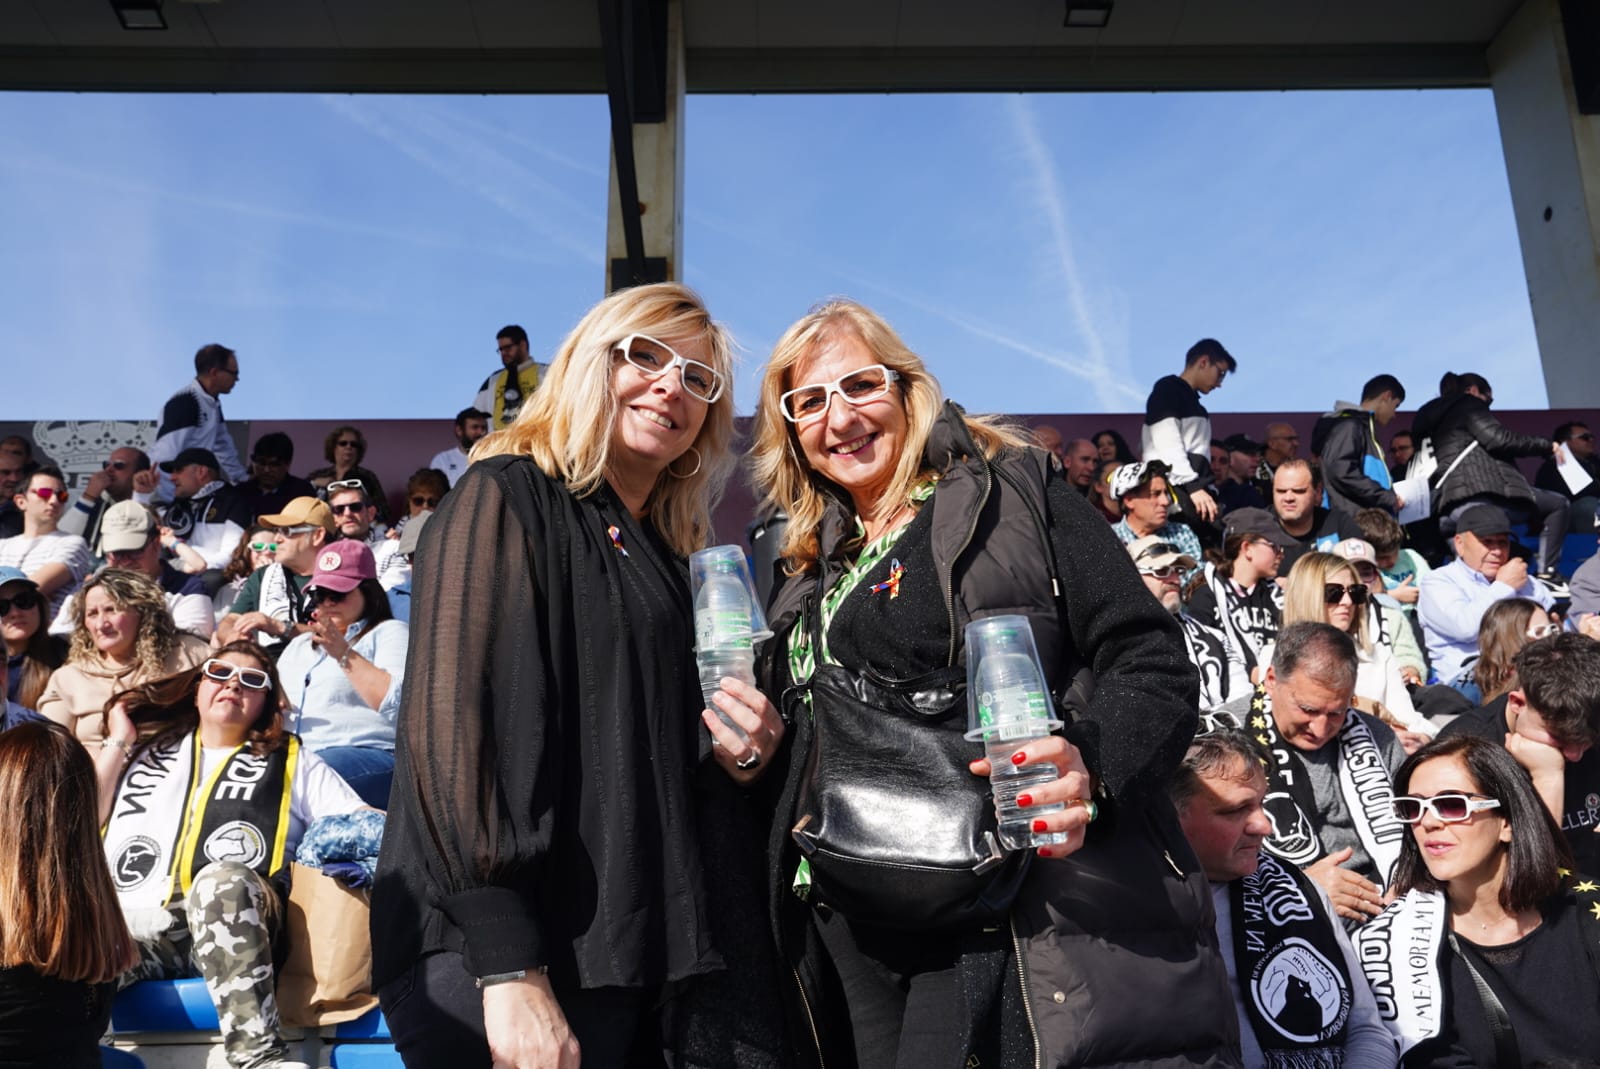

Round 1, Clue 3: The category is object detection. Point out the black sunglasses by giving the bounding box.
[1323,583,1369,606]
[0,589,42,615]
[330,502,367,515]
[410,495,440,508]
[309,587,350,605]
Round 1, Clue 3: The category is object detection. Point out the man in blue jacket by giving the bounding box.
[1311,374,1406,517]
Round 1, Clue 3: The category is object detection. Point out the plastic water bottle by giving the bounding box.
[695,559,755,744]
[966,617,1067,851]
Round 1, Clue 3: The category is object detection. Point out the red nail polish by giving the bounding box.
[1017,794,1033,808]
[1032,819,1048,833]
[1037,847,1053,858]
[1010,751,1027,766]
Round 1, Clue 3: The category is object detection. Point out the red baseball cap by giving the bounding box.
[306,539,376,594]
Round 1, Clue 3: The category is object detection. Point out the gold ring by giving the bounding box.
[1062,798,1099,822]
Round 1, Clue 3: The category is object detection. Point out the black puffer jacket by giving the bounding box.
[758,403,1237,1069]
[1311,403,1397,515]
[1410,392,1551,515]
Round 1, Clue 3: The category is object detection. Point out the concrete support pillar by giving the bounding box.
[604,0,685,288]
[1489,0,1600,405]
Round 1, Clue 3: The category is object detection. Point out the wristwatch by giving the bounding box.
[475,966,546,989]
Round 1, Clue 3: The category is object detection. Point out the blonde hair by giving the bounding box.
[0,722,137,983]
[471,283,735,558]
[750,298,1033,574]
[1283,552,1370,652]
[68,568,180,677]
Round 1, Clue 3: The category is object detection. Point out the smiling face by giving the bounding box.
[1407,753,1511,887]
[790,330,909,514]
[1265,665,1352,751]
[197,651,272,747]
[82,585,140,663]
[1178,757,1273,883]
[608,332,712,486]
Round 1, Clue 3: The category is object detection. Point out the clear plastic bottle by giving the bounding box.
[971,626,1068,851]
[694,559,755,743]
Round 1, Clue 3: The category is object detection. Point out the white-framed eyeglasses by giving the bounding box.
[779,364,899,424]
[1390,793,1501,824]
[614,334,724,404]
[1526,622,1558,640]
[201,659,272,691]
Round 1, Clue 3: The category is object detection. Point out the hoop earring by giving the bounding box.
[668,446,702,479]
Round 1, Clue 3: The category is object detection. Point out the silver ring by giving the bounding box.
[736,752,761,771]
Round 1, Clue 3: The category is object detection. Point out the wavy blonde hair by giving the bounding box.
[750,299,1033,574]
[1283,552,1370,652]
[472,283,736,558]
[67,569,180,677]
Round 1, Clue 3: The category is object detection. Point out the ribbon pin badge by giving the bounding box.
[868,558,905,600]
[606,525,629,558]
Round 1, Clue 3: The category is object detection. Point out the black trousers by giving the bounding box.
[378,950,662,1069]
[812,909,973,1069]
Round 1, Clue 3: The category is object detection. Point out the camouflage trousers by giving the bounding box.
[120,861,287,1069]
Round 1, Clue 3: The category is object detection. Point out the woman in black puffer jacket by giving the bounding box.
[1410,371,1566,576]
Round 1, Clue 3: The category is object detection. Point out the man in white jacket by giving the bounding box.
[149,343,248,502]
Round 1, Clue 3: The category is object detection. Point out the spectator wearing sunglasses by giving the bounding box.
[274,540,405,809]
[474,324,549,430]
[1250,622,1407,928]
[326,483,403,591]
[1,568,65,712]
[1333,538,1428,684]
[213,523,278,619]
[0,467,92,621]
[94,642,367,1069]
[308,427,389,525]
[235,431,316,523]
[55,447,155,559]
[215,497,337,652]
[1418,504,1555,693]
[1354,734,1600,1068]
[47,503,214,641]
[430,408,489,487]
[1438,633,1600,877]
[149,343,248,504]
[1171,730,1394,1069]
[37,569,208,747]
[1535,420,1600,536]
[1108,460,1204,581]
[1271,552,1433,751]
[1129,535,1249,711]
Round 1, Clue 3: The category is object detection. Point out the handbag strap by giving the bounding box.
[1447,931,1522,1067]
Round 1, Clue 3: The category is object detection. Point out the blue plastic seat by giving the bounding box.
[111,978,219,1033]
[328,1043,403,1067]
[332,1005,392,1040]
[100,1048,147,1067]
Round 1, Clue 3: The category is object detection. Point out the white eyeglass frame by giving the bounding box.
[1390,793,1501,825]
[614,333,725,404]
[200,658,272,691]
[778,364,900,425]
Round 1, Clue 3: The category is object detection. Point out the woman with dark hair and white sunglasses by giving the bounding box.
[1353,734,1600,1067]
[95,639,366,1069]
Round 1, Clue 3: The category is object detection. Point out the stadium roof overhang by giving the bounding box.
[0,0,1523,95]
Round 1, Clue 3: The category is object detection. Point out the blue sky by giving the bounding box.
[0,87,1543,420]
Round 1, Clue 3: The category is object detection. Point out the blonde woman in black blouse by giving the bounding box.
[373,284,786,1069]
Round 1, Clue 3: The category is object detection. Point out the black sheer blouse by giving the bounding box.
[370,456,720,990]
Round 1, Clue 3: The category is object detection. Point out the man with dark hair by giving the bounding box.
[1108,461,1203,578]
[1534,420,1599,534]
[159,447,251,578]
[1270,459,1363,572]
[57,445,155,558]
[1418,503,1555,689]
[1141,338,1235,527]
[236,431,316,522]
[1410,370,1569,582]
[0,449,26,539]
[1438,633,1600,874]
[0,436,31,465]
[1216,433,1269,513]
[430,408,490,487]
[1172,731,1393,1066]
[1252,622,1407,926]
[0,466,92,619]
[474,324,548,430]
[327,482,403,590]
[1311,374,1407,517]
[150,342,248,501]
[1387,430,1415,481]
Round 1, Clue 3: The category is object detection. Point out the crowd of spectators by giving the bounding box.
[1,329,1598,1069]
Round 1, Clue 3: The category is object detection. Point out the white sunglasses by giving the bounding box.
[614,334,724,403]
[201,659,272,691]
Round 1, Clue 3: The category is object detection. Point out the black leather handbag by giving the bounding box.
[788,611,1028,932]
